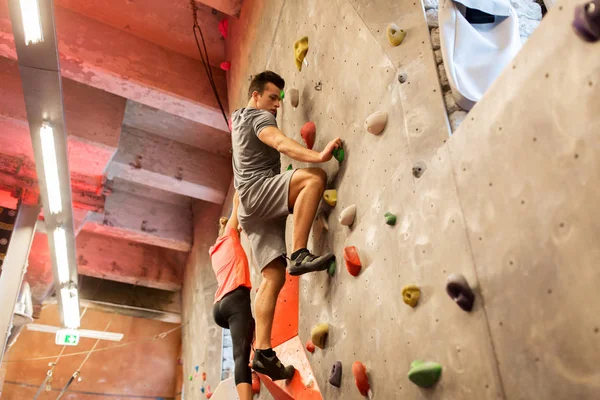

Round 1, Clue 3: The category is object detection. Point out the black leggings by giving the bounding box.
[213,286,255,385]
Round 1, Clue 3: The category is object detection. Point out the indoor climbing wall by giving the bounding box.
[193,0,600,398]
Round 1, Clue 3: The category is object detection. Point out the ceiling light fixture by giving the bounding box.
[19,0,43,45]
[39,123,62,214]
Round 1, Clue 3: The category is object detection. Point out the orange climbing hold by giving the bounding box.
[301,121,316,149]
[344,246,362,277]
[352,361,371,397]
[294,36,309,71]
[252,372,261,394]
[305,339,316,353]
[202,372,207,381]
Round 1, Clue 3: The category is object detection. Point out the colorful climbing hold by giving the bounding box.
[289,88,299,107]
[294,36,309,71]
[310,323,329,349]
[280,90,285,100]
[343,246,362,277]
[364,111,388,135]
[408,360,442,388]
[329,361,342,388]
[287,164,293,171]
[251,372,261,394]
[412,161,426,178]
[384,212,397,226]
[201,387,205,393]
[402,285,421,308]
[206,392,213,399]
[352,361,371,397]
[301,121,316,149]
[332,147,345,163]
[306,339,316,353]
[339,204,356,226]
[220,61,231,71]
[195,365,199,373]
[327,260,336,277]
[446,273,475,312]
[218,18,228,38]
[189,375,193,381]
[202,372,207,381]
[386,23,406,46]
[573,1,600,42]
[323,189,337,207]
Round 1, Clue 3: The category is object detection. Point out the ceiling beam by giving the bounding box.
[0,57,125,180]
[76,231,186,291]
[106,126,232,204]
[80,188,193,252]
[196,0,244,18]
[0,2,229,130]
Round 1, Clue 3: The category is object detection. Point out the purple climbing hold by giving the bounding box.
[446,273,475,312]
[328,361,342,388]
[573,1,600,42]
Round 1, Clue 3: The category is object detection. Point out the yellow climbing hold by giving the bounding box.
[402,284,421,307]
[323,189,337,207]
[311,323,329,349]
[294,36,309,71]
[386,23,406,46]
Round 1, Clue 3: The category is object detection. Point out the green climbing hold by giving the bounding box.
[280,89,285,100]
[384,212,397,226]
[287,164,293,171]
[332,148,345,163]
[327,260,336,277]
[408,360,442,388]
[189,375,193,381]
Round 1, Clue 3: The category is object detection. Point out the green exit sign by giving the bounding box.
[55,329,80,346]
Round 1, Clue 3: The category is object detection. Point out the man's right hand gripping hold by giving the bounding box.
[231,71,341,381]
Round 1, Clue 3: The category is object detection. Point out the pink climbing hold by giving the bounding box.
[219,18,229,38]
[228,118,233,132]
[301,121,316,149]
[220,61,231,71]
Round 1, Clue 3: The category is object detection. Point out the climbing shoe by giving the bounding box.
[288,249,335,276]
[252,349,295,381]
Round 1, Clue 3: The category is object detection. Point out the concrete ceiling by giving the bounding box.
[0,0,238,315]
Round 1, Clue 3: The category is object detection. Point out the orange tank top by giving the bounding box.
[209,227,252,303]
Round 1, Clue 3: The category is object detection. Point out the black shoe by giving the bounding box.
[288,250,335,276]
[252,350,296,381]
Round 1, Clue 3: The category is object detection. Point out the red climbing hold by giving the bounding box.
[305,340,316,353]
[251,372,261,394]
[344,246,362,277]
[219,18,229,38]
[352,361,371,397]
[205,392,213,399]
[301,121,316,149]
[220,61,231,71]
[202,372,207,381]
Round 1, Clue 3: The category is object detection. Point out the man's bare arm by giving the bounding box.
[258,126,341,163]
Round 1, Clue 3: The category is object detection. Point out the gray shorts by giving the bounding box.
[238,169,296,271]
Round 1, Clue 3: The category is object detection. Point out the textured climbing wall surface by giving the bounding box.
[214,0,600,399]
[448,2,600,399]
[181,201,224,399]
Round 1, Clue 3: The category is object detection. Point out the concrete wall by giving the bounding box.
[218,0,600,399]
[181,200,224,400]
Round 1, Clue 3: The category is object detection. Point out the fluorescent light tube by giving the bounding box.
[19,0,43,45]
[39,123,62,214]
[53,227,69,283]
[60,286,80,329]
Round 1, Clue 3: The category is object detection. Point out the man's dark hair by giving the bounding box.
[248,71,285,100]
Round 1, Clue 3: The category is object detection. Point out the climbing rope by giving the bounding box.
[190,0,231,133]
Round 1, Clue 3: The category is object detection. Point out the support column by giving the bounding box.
[0,203,40,364]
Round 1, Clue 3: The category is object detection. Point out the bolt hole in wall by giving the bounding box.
[423,0,544,132]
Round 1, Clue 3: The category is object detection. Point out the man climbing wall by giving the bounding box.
[230,71,341,380]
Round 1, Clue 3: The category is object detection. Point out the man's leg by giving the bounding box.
[254,258,286,349]
[288,167,327,252]
[251,257,295,380]
[286,168,335,276]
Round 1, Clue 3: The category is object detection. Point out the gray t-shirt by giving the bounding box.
[231,107,280,193]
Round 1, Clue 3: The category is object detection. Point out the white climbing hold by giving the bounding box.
[339,205,357,226]
[364,111,388,135]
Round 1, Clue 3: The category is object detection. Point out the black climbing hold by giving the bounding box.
[398,73,408,84]
[573,1,600,42]
[328,361,342,388]
[446,274,475,312]
[412,161,426,178]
